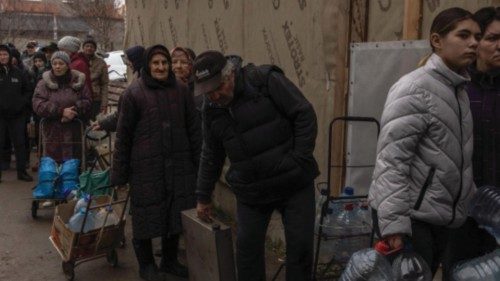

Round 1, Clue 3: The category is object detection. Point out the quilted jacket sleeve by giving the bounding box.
[369,80,430,237]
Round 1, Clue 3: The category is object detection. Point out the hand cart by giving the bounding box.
[49,185,130,281]
[31,118,86,219]
[312,116,380,280]
[84,127,113,171]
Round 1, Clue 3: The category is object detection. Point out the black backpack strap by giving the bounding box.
[244,63,284,97]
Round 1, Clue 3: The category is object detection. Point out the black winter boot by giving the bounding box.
[17,170,33,182]
[159,235,188,278]
[132,238,165,281]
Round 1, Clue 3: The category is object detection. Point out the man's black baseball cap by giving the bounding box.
[193,50,227,96]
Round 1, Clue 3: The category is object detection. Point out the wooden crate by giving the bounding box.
[50,196,125,262]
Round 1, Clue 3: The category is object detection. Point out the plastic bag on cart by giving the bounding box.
[33,157,59,198]
[78,169,111,197]
[59,159,80,198]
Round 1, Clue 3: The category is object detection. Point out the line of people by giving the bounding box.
[0,35,109,182]
[1,5,498,281]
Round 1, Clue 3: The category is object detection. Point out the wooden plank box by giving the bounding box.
[50,196,125,262]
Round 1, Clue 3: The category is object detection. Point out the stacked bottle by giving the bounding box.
[452,249,500,281]
[339,248,395,281]
[469,186,500,244]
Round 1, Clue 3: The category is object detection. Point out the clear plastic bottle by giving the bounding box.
[469,186,500,243]
[452,249,500,281]
[67,207,96,233]
[392,251,432,281]
[74,194,94,214]
[335,203,359,262]
[339,248,395,281]
[314,188,329,234]
[95,206,119,227]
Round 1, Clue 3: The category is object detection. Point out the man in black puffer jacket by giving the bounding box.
[194,51,319,281]
[0,44,33,182]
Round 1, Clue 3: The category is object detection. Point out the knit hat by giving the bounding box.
[82,35,97,48]
[57,36,81,53]
[124,45,145,73]
[51,51,70,65]
[41,42,58,52]
[33,51,47,63]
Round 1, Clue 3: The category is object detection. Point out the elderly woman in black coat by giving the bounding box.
[112,45,201,281]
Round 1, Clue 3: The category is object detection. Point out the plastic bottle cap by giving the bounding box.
[343,186,354,196]
[320,188,328,196]
[344,204,354,211]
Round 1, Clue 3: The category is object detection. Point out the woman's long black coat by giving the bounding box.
[112,72,201,239]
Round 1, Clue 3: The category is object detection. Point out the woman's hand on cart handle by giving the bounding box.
[62,106,78,122]
[90,121,102,131]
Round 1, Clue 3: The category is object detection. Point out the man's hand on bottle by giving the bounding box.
[196,201,213,223]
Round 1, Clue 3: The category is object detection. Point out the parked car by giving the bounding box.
[104,50,127,81]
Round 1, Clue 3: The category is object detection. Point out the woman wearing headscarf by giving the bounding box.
[112,45,201,281]
[171,46,203,111]
[32,51,91,163]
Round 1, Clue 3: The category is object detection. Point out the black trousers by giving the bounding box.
[132,234,180,268]
[411,217,497,281]
[0,116,27,171]
[236,183,315,281]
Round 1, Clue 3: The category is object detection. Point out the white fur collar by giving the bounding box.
[42,69,86,90]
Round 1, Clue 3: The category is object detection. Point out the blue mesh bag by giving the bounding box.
[32,157,59,198]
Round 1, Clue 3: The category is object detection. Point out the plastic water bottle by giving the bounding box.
[95,206,119,227]
[67,207,96,233]
[392,251,432,281]
[335,203,359,262]
[452,249,500,281]
[316,208,336,264]
[341,186,355,197]
[74,194,92,214]
[339,248,394,281]
[469,186,500,243]
[315,188,329,234]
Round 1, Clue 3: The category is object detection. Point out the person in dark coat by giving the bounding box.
[32,51,47,83]
[446,6,500,274]
[0,44,34,182]
[58,36,93,100]
[112,44,201,281]
[194,51,319,281]
[32,51,91,163]
[171,47,200,110]
[91,45,145,132]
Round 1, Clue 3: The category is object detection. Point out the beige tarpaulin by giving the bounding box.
[124,0,339,188]
[369,0,500,41]
[124,0,500,193]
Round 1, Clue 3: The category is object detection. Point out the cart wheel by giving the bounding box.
[62,261,75,281]
[107,249,118,267]
[31,201,39,219]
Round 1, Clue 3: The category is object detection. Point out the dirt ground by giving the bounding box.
[0,167,288,281]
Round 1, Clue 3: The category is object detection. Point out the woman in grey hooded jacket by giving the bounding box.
[368,8,481,280]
